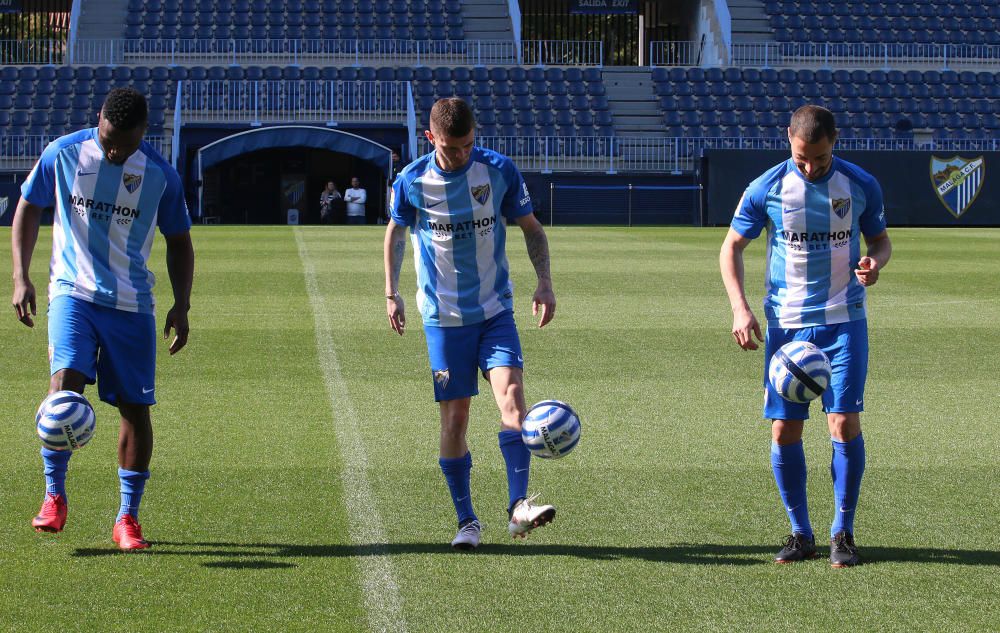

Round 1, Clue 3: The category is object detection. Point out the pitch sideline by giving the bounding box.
[294,228,408,633]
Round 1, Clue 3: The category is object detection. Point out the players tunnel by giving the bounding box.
[196,126,395,224]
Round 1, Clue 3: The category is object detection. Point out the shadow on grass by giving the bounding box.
[71,542,1000,567]
[202,560,297,570]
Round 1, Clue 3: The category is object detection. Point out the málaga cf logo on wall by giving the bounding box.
[930,155,985,218]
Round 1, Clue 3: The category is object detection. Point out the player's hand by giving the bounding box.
[164,304,190,355]
[387,294,405,335]
[12,278,36,328]
[532,284,556,328]
[732,308,763,350]
[855,256,880,287]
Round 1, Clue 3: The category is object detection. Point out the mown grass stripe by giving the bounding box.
[294,228,408,633]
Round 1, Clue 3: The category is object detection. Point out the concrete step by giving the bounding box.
[616,126,669,137]
[730,7,764,19]
[612,101,661,115]
[463,4,508,18]
[615,114,664,126]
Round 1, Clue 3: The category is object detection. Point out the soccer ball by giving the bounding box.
[521,400,581,459]
[36,391,96,451]
[768,341,832,403]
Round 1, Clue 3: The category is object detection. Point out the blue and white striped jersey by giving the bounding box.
[21,128,191,314]
[731,157,887,328]
[390,146,533,327]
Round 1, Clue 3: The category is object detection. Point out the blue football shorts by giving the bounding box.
[423,310,524,402]
[763,319,869,421]
[48,294,158,406]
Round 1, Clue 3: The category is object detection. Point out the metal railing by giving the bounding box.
[2,133,992,173]
[0,134,170,168]
[180,80,409,125]
[418,135,999,173]
[649,41,704,67]
[651,40,1000,70]
[69,38,603,67]
[0,39,66,65]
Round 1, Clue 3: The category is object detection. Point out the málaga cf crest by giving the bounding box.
[433,369,450,389]
[832,197,851,219]
[471,183,491,206]
[123,173,142,194]
[930,156,985,218]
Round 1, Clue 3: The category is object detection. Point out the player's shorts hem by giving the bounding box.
[49,362,97,384]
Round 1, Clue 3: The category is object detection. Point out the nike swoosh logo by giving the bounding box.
[517,356,523,363]
[514,467,528,473]
[427,199,447,208]
[782,206,804,214]
[839,506,852,513]
[786,504,801,512]
[77,170,98,177]
[856,399,863,406]
[456,496,469,502]
[142,387,154,394]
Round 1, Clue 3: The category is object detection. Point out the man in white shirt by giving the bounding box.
[344,177,367,225]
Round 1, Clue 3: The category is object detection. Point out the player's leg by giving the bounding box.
[94,304,157,550]
[35,296,99,533]
[439,397,481,548]
[765,326,817,562]
[822,320,868,567]
[486,366,530,508]
[481,311,553,538]
[425,322,482,549]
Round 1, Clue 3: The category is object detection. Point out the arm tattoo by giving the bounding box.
[390,235,406,286]
[524,229,551,282]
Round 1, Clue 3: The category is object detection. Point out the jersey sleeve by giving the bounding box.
[389,174,416,227]
[729,180,769,239]
[20,141,59,208]
[500,159,533,220]
[858,177,887,237]
[157,169,193,236]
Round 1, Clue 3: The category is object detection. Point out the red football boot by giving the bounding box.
[32,493,68,533]
[113,515,151,551]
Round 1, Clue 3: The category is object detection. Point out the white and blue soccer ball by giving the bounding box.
[768,341,832,403]
[521,400,581,459]
[36,391,96,451]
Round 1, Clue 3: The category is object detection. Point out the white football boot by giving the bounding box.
[508,493,556,539]
[451,520,482,550]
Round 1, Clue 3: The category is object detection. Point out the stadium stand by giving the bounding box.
[123,0,466,43]
[764,0,1000,46]
[2,0,999,178]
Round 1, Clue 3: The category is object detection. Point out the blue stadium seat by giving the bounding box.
[481,95,505,112]
[51,92,72,111]
[69,109,91,127]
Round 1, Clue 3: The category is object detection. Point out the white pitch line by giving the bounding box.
[295,228,408,633]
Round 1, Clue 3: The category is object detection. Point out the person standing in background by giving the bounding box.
[345,177,367,225]
[319,181,342,225]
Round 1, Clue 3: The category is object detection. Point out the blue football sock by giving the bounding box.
[41,447,71,499]
[771,441,813,539]
[439,452,476,526]
[499,429,530,513]
[830,433,865,538]
[117,468,150,522]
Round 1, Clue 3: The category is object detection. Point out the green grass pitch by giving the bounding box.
[1,225,997,632]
